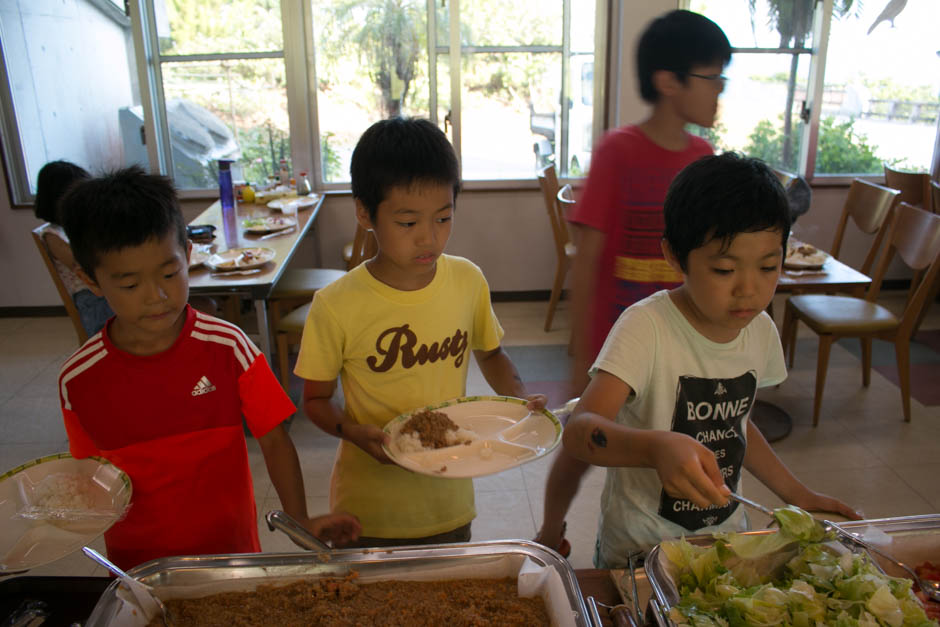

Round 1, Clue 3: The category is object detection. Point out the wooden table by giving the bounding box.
[753,254,873,441]
[188,194,324,362]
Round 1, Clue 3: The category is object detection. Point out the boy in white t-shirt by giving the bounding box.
[553,153,859,568]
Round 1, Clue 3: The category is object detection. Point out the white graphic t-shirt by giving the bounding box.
[590,290,787,566]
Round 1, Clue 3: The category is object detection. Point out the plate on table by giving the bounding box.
[241,216,297,234]
[0,453,132,573]
[206,247,275,271]
[785,241,829,269]
[267,194,320,211]
[382,396,561,479]
[189,245,212,269]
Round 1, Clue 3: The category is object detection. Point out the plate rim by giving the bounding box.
[266,194,320,210]
[381,395,562,478]
[241,216,297,233]
[206,247,276,271]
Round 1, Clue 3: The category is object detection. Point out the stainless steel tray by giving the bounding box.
[646,514,940,627]
[86,539,591,626]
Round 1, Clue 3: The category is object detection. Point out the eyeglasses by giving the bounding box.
[686,72,728,83]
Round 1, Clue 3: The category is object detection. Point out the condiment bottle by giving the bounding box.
[278,159,290,186]
[296,172,312,196]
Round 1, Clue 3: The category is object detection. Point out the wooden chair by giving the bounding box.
[538,165,576,332]
[273,223,374,391]
[31,224,88,345]
[884,164,930,209]
[781,179,899,362]
[781,203,940,425]
[931,179,939,214]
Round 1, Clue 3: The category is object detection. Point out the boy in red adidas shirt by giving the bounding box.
[57,167,360,570]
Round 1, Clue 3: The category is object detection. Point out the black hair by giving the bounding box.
[663,152,791,272]
[61,166,186,281]
[34,160,91,223]
[636,10,732,104]
[350,117,460,221]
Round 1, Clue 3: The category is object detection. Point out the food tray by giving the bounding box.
[85,540,591,626]
[645,514,940,627]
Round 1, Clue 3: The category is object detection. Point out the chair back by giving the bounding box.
[31,224,88,344]
[865,202,940,339]
[538,165,569,260]
[347,223,377,269]
[884,163,929,208]
[931,179,939,214]
[830,179,900,275]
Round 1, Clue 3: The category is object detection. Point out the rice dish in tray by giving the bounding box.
[30,472,98,511]
[394,409,479,454]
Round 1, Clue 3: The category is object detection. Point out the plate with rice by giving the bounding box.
[0,453,132,573]
[382,396,562,478]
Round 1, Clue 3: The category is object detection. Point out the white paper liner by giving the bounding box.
[105,554,577,627]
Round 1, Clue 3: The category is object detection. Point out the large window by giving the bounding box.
[691,0,940,179]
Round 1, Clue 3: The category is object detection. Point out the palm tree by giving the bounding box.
[750,0,856,166]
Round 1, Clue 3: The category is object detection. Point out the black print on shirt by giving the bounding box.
[658,372,756,531]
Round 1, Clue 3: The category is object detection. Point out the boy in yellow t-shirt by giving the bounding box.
[295,117,546,546]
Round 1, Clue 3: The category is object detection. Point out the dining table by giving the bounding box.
[752,249,874,442]
[187,193,325,364]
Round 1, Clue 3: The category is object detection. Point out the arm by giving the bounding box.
[563,370,729,508]
[473,346,546,409]
[302,378,391,464]
[257,423,362,545]
[743,419,860,519]
[567,226,605,397]
[43,231,79,272]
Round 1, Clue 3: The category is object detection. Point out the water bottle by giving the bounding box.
[218,160,238,248]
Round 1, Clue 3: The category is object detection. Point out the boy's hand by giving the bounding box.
[306,512,362,547]
[650,431,730,509]
[524,394,548,411]
[791,491,862,521]
[346,423,393,464]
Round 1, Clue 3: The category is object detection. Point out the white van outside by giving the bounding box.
[531,53,594,177]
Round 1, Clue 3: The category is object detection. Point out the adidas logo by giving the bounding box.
[191,375,217,397]
[714,382,727,396]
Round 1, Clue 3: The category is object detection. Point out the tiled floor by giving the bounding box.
[1,291,938,577]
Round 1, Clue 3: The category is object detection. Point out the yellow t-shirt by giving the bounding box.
[294,254,504,537]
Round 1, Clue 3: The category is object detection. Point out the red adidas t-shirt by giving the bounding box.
[58,306,295,570]
[570,125,713,359]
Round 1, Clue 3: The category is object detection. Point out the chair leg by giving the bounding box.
[894,339,912,422]
[276,332,291,393]
[812,336,834,427]
[544,263,566,332]
[781,303,797,369]
[860,337,872,387]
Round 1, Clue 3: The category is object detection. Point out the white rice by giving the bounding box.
[395,427,478,454]
[30,472,98,511]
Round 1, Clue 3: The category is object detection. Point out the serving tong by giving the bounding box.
[729,493,940,602]
[82,546,173,626]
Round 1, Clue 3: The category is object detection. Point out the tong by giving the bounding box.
[265,510,331,552]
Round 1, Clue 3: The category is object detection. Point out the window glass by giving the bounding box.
[0,1,142,195]
[817,1,939,175]
[160,60,287,188]
[158,0,283,55]
[690,1,817,172]
[312,0,430,183]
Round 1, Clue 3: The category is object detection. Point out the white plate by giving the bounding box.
[0,453,132,573]
[785,242,829,269]
[206,247,276,271]
[266,194,320,211]
[382,396,562,479]
[241,216,297,233]
[189,248,210,269]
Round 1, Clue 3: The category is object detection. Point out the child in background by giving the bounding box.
[553,153,859,568]
[57,167,360,570]
[295,117,545,547]
[33,160,114,337]
[537,10,732,556]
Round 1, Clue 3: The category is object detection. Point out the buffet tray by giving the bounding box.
[85,540,591,626]
[646,514,940,627]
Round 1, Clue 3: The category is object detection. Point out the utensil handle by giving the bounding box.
[728,493,775,517]
[265,510,331,552]
[82,546,131,579]
[825,520,918,580]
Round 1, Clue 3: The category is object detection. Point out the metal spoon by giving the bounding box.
[82,547,171,626]
[728,492,775,517]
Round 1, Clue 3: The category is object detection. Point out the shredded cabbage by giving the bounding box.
[662,506,937,627]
